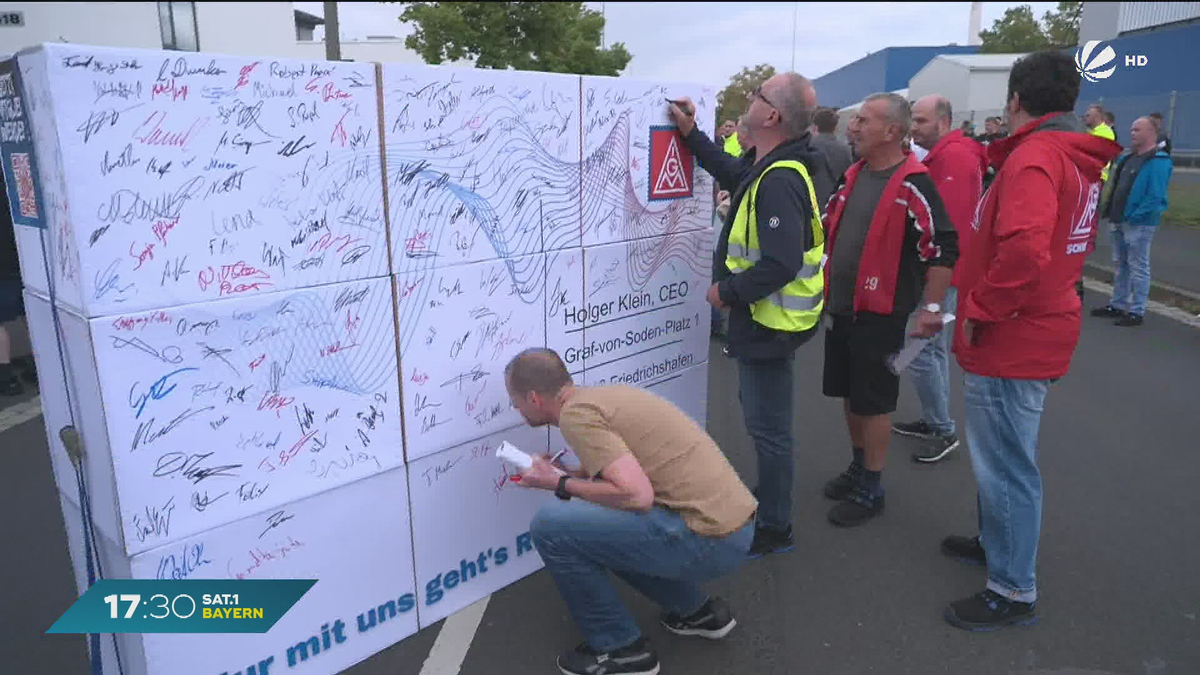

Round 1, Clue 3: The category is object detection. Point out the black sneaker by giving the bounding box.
[912,434,960,463]
[557,638,660,675]
[1115,313,1143,327]
[944,590,1037,632]
[1090,305,1124,318]
[0,367,23,396]
[747,525,794,559]
[661,597,737,640]
[941,534,986,567]
[823,462,863,500]
[828,484,884,527]
[892,420,938,440]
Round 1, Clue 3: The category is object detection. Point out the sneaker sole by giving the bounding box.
[559,664,660,675]
[913,438,961,463]
[828,503,884,528]
[943,608,1038,632]
[747,543,795,560]
[892,429,938,440]
[661,617,737,640]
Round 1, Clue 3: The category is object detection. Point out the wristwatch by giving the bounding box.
[554,475,572,501]
[923,302,942,314]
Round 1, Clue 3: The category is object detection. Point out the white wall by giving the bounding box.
[908,58,970,127]
[193,2,297,57]
[0,2,160,53]
[966,70,1012,118]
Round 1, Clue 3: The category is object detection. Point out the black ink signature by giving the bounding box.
[259,510,295,539]
[154,451,243,483]
[110,335,183,364]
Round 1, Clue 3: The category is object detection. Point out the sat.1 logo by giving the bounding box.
[1075,40,1149,82]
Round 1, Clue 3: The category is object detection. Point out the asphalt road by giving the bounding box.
[1089,222,1200,297]
[5,312,1199,674]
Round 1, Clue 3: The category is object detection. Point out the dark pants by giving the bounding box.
[737,354,795,531]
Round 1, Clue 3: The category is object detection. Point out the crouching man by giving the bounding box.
[506,348,756,675]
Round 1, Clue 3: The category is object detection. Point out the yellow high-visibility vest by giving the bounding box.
[723,133,743,157]
[725,159,825,332]
[1090,123,1115,181]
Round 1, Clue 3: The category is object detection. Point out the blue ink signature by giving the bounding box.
[156,542,212,580]
[129,367,199,419]
[94,259,135,301]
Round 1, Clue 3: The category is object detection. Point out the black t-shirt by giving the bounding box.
[0,181,19,280]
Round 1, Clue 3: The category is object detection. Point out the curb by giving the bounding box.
[1081,260,1200,314]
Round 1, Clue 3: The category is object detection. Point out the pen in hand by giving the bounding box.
[665,98,694,117]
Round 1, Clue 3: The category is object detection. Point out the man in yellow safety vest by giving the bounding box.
[668,72,829,559]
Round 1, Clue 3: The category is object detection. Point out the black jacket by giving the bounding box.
[684,128,830,361]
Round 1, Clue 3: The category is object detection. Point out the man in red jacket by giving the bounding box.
[894,95,987,463]
[941,50,1121,632]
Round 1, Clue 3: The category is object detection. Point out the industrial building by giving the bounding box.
[813,44,979,111]
[908,53,1026,131]
[1076,2,1200,156]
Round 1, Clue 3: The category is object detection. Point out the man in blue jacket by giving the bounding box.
[1090,116,1174,327]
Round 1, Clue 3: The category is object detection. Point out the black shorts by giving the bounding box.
[822,312,908,416]
[0,278,23,324]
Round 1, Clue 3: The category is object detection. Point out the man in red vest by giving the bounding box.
[942,50,1120,632]
[820,92,959,527]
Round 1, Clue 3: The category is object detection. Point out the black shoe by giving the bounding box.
[557,638,660,675]
[912,433,960,463]
[661,597,737,640]
[0,369,23,396]
[944,590,1037,632]
[1115,313,1143,327]
[747,525,795,559]
[823,462,863,500]
[892,420,938,440]
[941,534,986,567]
[1091,305,1124,318]
[828,484,884,527]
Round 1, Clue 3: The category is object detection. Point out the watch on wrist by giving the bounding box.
[554,475,572,501]
[923,302,941,314]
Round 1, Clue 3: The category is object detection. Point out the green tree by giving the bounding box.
[395,2,632,76]
[979,2,1083,53]
[979,5,1048,53]
[1042,1,1082,48]
[717,64,776,127]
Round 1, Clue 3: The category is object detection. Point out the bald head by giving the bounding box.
[762,72,817,139]
[1130,116,1158,153]
[910,94,952,150]
[504,348,573,398]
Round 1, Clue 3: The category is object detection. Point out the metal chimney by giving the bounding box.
[969,1,983,45]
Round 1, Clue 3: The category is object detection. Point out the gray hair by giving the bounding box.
[864,92,912,132]
[771,72,816,140]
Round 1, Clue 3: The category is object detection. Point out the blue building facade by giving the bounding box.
[813,45,980,110]
[1075,22,1199,152]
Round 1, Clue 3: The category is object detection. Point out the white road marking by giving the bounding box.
[0,395,42,434]
[418,596,491,675]
[1081,277,1200,329]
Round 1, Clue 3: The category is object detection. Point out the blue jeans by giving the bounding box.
[1109,222,1157,316]
[907,286,958,435]
[963,373,1051,603]
[531,500,754,652]
[737,355,795,531]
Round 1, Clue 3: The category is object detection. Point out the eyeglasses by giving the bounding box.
[751,85,778,110]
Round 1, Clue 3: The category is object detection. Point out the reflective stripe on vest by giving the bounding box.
[725,159,825,333]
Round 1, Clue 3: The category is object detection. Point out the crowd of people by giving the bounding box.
[500,49,1176,675]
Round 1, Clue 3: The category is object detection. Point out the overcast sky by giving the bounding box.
[294,1,1059,85]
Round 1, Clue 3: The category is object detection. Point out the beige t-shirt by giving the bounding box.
[559,385,756,537]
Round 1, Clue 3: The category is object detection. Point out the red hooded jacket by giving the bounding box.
[953,113,1122,380]
[921,130,987,288]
